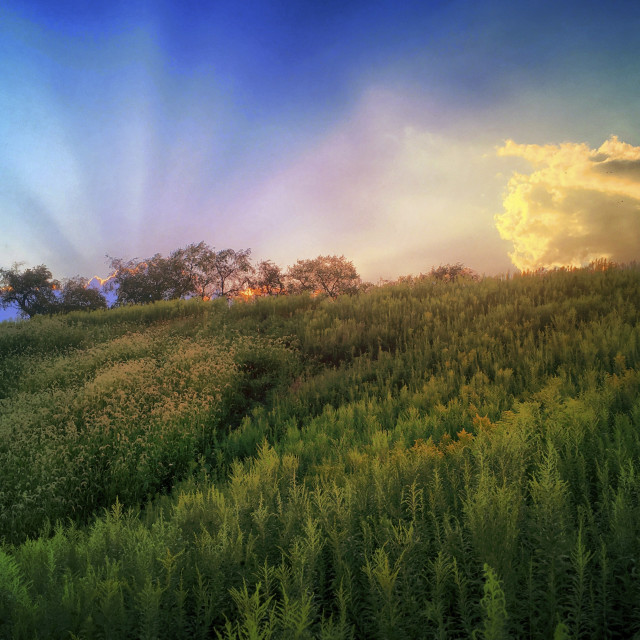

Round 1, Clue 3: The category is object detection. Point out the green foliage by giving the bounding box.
[108,253,193,305]
[474,564,509,640]
[0,317,300,542]
[0,267,106,318]
[252,259,286,296]
[0,263,59,317]
[287,255,361,298]
[0,548,34,636]
[59,277,108,313]
[0,264,639,637]
[429,262,480,282]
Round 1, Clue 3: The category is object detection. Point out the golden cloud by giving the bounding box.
[495,136,640,270]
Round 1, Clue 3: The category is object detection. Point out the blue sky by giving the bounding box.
[2,0,640,319]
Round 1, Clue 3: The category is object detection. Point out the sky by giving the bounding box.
[1,0,640,320]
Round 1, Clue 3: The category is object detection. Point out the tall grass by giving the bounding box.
[1,264,639,637]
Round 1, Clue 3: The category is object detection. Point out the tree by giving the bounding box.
[171,242,218,299]
[252,260,286,295]
[0,263,59,318]
[212,248,254,297]
[170,244,255,299]
[287,255,361,299]
[59,277,108,313]
[286,259,316,294]
[429,263,480,282]
[107,254,191,306]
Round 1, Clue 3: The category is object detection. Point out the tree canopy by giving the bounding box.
[211,248,253,296]
[429,262,480,281]
[0,264,60,318]
[287,255,361,298]
[0,265,109,317]
[107,254,191,306]
[1,244,473,318]
[59,277,108,313]
[252,259,286,295]
[171,242,217,299]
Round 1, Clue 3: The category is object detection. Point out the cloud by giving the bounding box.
[495,136,640,270]
[234,89,512,280]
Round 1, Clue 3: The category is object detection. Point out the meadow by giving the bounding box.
[1,265,639,639]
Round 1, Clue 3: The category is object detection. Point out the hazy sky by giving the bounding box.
[1,0,640,297]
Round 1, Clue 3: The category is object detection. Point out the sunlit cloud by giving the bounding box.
[5,0,638,290]
[236,89,512,280]
[495,136,640,270]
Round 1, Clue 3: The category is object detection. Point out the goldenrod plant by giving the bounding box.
[1,263,639,638]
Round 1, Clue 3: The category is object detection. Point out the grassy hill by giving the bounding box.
[1,265,639,638]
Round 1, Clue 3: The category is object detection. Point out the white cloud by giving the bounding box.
[495,136,640,270]
[236,89,511,279]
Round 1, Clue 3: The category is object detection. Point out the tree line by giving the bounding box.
[0,243,363,318]
[1,240,484,319]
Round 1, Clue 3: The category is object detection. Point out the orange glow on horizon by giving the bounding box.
[237,286,268,301]
[85,271,118,288]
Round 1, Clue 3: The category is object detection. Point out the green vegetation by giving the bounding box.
[1,247,364,318]
[1,265,639,638]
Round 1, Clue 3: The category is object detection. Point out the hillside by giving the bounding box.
[1,266,639,638]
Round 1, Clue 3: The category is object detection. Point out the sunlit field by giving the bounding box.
[1,265,639,638]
